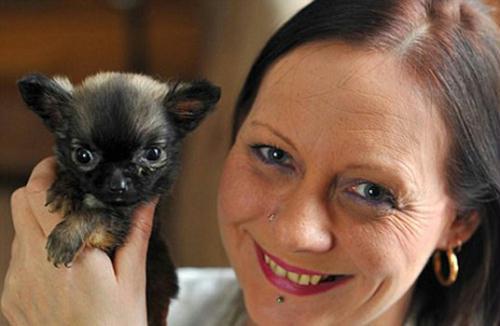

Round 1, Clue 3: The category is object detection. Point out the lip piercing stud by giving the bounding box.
[268,213,277,222]
[276,295,285,304]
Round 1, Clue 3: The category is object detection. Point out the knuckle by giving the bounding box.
[26,157,56,193]
[10,187,27,209]
[9,188,32,235]
[26,177,49,194]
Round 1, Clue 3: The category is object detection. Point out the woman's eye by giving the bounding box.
[251,145,292,166]
[348,182,396,208]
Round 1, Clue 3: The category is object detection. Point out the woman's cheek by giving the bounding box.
[217,150,274,225]
[342,213,432,284]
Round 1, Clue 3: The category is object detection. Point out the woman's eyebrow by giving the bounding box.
[250,120,298,152]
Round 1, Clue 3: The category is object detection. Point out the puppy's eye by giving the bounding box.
[73,147,94,165]
[144,147,162,161]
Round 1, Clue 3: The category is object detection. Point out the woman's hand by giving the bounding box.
[1,157,156,326]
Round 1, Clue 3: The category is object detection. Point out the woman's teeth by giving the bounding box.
[264,254,332,286]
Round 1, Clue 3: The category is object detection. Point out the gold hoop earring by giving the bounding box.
[433,247,459,286]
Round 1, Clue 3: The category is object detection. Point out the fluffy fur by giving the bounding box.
[17,72,220,326]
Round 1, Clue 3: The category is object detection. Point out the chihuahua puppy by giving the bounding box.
[18,72,220,325]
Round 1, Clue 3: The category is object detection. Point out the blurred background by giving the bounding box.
[0,0,310,324]
[1,1,500,325]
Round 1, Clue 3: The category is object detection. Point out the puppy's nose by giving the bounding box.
[109,171,129,193]
[109,178,127,193]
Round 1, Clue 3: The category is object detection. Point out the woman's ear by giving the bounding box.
[436,211,481,249]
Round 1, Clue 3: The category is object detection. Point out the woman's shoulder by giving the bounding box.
[167,267,247,326]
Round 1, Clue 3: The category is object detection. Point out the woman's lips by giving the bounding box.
[255,243,352,296]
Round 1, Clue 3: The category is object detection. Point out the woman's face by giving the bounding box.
[217,42,457,325]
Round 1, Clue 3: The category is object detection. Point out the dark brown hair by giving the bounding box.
[232,0,500,324]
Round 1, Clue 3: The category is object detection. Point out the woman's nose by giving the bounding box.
[273,189,334,253]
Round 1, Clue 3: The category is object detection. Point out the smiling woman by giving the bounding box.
[2,0,500,325]
[219,41,459,325]
[221,0,500,324]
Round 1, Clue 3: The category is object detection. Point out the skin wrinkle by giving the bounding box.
[338,216,396,323]
[314,91,424,158]
[337,101,420,144]
[269,42,344,92]
[385,211,431,258]
[339,164,419,210]
[342,214,424,324]
[358,279,389,322]
[345,128,417,159]
[334,45,381,90]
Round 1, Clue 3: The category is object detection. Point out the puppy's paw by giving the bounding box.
[46,219,84,268]
[45,190,71,215]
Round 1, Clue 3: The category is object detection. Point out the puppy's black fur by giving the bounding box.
[18,72,220,326]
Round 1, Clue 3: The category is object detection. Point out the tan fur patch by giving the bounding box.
[87,227,116,251]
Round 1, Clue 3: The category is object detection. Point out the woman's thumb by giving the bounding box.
[114,199,158,286]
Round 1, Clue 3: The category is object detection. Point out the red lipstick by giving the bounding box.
[255,243,352,296]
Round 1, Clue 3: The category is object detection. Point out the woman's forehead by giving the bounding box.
[249,41,447,145]
[257,42,423,110]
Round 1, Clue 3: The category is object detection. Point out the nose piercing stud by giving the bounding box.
[268,213,277,222]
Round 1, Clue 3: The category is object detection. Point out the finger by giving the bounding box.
[26,157,57,193]
[10,188,45,241]
[24,157,63,237]
[114,199,158,286]
[26,189,63,237]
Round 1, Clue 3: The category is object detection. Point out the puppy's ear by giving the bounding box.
[164,80,221,136]
[17,73,73,133]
